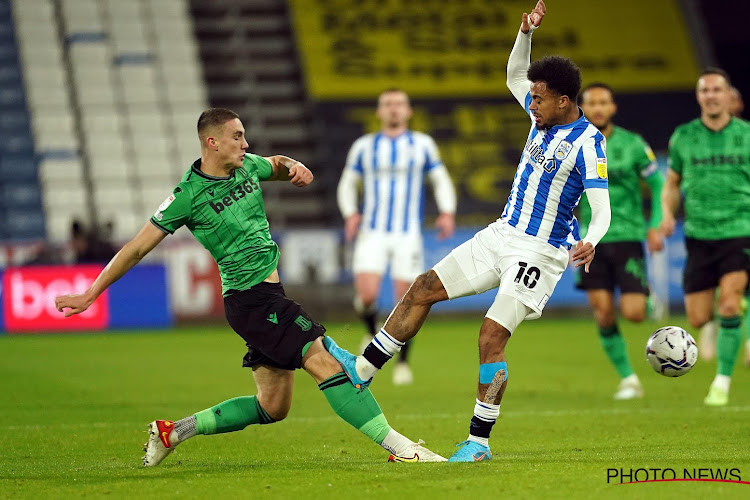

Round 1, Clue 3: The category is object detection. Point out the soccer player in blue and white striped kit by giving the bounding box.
[326,0,612,462]
[338,88,457,385]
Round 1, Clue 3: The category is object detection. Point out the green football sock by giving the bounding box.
[599,324,634,378]
[717,316,742,377]
[195,396,275,435]
[319,372,391,444]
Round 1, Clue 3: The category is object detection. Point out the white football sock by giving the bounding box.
[379,429,414,456]
[372,329,405,357]
[712,374,731,392]
[356,356,378,380]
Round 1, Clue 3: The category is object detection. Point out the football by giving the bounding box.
[645,326,698,377]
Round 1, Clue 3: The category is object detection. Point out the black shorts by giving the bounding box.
[224,282,326,370]
[575,241,649,294]
[683,237,750,294]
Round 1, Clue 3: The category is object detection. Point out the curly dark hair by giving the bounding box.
[527,56,582,102]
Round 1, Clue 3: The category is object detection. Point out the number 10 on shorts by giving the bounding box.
[513,262,541,289]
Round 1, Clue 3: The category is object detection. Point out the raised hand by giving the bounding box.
[521,0,546,34]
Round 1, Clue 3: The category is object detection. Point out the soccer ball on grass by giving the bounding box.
[645,326,698,377]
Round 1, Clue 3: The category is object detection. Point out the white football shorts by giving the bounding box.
[352,230,424,282]
[433,220,569,322]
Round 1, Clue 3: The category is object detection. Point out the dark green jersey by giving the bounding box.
[580,126,660,243]
[151,154,278,295]
[669,117,750,240]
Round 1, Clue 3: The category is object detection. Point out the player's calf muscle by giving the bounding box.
[402,270,447,305]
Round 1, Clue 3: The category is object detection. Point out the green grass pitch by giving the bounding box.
[2,316,750,499]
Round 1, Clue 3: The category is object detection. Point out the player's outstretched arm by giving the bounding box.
[265,155,313,186]
[507,0,546,106]
[659,169,681,237]
[55,222,167,317]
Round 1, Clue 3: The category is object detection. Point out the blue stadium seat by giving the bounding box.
[0,109,29,130]
[4,207,46,240]
[0,154,39,181]
[1,181,41,208]
[0,0,44,242]
[3,130,34,154]
[0,62,20,79]
[0,210,7,239]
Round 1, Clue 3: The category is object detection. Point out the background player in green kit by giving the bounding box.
[54,108,445,465]
[577,83,665,400]
[661,69,750,406]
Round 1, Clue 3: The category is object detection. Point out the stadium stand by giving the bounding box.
[0,0,45,241]
[188,0,327,226]
[10,0,207,242]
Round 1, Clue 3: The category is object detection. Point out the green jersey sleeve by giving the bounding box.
[245,154,274,181]
[150,185,192,234]
[667,128,684,175]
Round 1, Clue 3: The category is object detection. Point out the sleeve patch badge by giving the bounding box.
[596,157,608,179]
[158,194,176,212]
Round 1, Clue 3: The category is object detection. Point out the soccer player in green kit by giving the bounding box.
[577,83,665,400]
[661,69,750,406]
[54,108,445,465]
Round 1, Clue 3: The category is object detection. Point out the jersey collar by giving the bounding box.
[547,107,586,133]
[191,159,234,181]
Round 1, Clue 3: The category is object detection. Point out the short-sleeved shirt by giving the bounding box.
[668,117,750,240]
[151,153,278,295]
[580,126,658,243]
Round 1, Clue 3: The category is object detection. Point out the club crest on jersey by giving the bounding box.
[596,157,608,179]
[553,141,573,161]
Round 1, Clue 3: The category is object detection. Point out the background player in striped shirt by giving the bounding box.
[326,0,612,462]
[661,69,750,406]
[577,82,665,400]
[337,88,457,385]
[54,108,445,465]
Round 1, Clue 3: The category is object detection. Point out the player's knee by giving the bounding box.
[593,306,616,326]
[621,305,646,323]
[717,300,742,317]
[687,310,712,329]
[257,397,290,421]
[355,292,378,310]
[478,328,510,362]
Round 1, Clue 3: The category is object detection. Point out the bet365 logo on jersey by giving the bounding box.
[208,180,260,214]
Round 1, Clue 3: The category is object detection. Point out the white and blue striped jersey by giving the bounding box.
[500,92,608,249]
[343,131,446,234]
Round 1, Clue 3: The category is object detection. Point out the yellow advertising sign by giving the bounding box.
[289,0,700,99]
